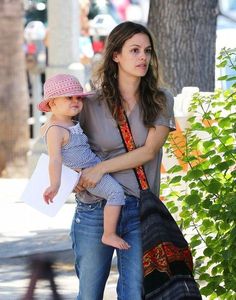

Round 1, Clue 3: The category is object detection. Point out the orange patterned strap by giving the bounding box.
[117,106,149,191]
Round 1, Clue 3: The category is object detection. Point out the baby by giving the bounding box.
[38,74,130,250]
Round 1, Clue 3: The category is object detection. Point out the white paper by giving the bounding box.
[21,153,80,217]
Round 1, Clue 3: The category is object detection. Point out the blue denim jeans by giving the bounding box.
[70,194,143,300]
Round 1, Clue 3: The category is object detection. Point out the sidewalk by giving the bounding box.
[0,179,118,299]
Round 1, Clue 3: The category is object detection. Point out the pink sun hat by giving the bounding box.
[38,74,94,112]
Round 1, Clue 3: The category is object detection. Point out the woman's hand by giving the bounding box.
[81,165,104,186]
[73,164,105,193]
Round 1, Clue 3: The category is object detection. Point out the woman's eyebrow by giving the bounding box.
[129,44,152,48]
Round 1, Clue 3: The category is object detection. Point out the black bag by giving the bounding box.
[140,189,202,299]
[117,107,202,300]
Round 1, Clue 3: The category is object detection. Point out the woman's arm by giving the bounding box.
[101,125,169,172]
[79,125,169,188]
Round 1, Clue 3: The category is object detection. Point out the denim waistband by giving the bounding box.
[75,195,106,207]
[76,193,140,208]
[124,194,140,207]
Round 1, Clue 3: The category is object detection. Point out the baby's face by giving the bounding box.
[67,96,84,112]
[53,96,84,116]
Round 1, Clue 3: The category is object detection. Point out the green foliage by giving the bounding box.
[162,48,236,299]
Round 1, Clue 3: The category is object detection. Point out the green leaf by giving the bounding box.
[185,194,201,206]
[211,265,221,276]
[206,179,222,193]
[216,161,230,171]
[202,199,212,209]
[201,285,214,296]
[200,150,216,158]
[179,210,191,218]
[209,155,222,165]
[218,75,228,81]
[169,175,182,184]
[167,165,183,173]
[204,247,214,257]
[191,122,205,130]
[220,136,235,145]
[169,206,179,214]
[218,118,232,128]
[216,61,227,68]
[210,204,221,212]
[212,253,222,263]
[190,239,202,248]
[227,76,236,81]
[186,169,204,180]
[209,292,219,300]
[203,140,215,150]
[189,182,197,188]
[188,116,196,123]
[199,273,211,281]
[215,285,226,295]
[202,219,214,228]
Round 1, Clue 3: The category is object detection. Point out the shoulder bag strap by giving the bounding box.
[117,106,149,191]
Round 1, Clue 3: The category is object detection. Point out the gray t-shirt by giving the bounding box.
[78,89,176,203]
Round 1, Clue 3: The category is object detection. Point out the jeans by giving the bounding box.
[70,194,143,300]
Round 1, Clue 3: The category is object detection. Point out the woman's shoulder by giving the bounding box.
[84,89,100,104]
[154,87,176,130]
[158,87,174,113]
[79,89,105,125]
[159,87,174,103]
[82,89,107,114]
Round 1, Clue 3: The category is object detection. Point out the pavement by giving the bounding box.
[0,178,118,299]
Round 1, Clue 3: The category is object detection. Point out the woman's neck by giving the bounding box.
[118,76,140,114]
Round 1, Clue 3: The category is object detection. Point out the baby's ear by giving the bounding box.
[48,99,55,109]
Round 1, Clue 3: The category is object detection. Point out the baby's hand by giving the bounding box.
[43,186,59,204]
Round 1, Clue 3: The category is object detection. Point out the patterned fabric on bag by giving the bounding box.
[140,189,202,299]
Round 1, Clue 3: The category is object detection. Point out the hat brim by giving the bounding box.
[37,91,95,112]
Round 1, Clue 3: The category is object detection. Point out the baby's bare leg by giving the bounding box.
[102,205,130,250]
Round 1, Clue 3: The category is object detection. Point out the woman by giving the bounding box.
[71,21,175,300]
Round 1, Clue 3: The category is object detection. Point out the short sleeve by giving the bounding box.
[154,89,176,131]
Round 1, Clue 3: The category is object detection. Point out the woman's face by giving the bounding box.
[113,33,152,79]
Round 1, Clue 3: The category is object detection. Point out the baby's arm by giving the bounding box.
[44,126,65,204]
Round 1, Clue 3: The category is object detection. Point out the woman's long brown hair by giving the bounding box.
[93,21,167,127]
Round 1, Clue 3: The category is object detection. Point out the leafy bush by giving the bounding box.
[162,48,236,299]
